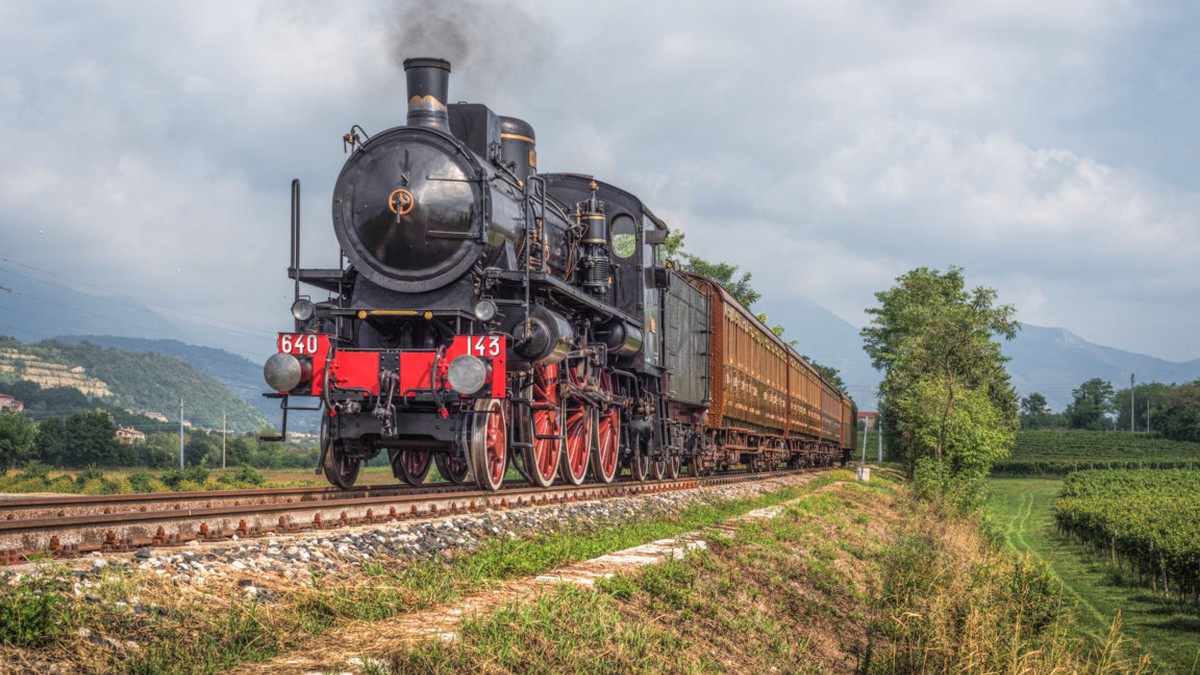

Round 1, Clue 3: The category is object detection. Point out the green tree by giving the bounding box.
[663,231,761,308]
[861,266,1018,509]
[139,432,181,469]
[32,416,68,466]
[62,409,119,467]
[1020,392,1047,417]
[1154,381,1200,442]
[1018,392,1063,429]
[803,356,847,393]
[0,409,37,469]
[184,430,219,467]
[1113,381,1173,432]
[224,436,253,466]
[1064,378,1115,431]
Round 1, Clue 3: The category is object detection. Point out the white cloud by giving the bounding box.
[0,0,1196,362]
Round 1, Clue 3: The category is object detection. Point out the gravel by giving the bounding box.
[2,475,815,599]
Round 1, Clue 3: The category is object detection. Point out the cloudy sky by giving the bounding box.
[2,0,1197,364]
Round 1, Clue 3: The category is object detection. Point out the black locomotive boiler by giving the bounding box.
[263,58,856,490]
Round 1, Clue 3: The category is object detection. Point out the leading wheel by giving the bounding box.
[389,449,432,486]
[471,398,508,492]
[321,417,360,489]
[436,451,470,484]
[522,362,562,488]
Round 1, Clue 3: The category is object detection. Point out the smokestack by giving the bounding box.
[404,57,452,131]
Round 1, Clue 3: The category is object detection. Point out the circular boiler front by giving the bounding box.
[332,127,487,293]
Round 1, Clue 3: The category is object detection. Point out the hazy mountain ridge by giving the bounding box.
[759,297,1200,412]
[1002,326,1200,410]
[53,335,317,433]
[7,275,1195,417]
[0,336,269,432]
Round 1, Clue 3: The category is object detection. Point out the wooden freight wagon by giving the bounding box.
[683,274,856,470]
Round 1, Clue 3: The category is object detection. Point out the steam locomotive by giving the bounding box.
[263,58,856,490]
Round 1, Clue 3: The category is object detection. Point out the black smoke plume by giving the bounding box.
[388,0,552,100]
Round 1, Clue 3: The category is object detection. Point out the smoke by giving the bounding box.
[387,0,553,103]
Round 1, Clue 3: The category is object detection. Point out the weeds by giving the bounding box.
[396,586,689,674]
[867,496,1154,674]
[0,562,72,648]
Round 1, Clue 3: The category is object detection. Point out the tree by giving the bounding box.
[663,231,761,308]
[184,430,219,467]
[33,416,68,466]
[1064,378,1115,431]
[1155,381,1200,442]
[0,409,37,469]
[861,266,1018,509]
[62,409,119,467]
[1020,393,1048,417]
[1113,381,1173,432]
[1019,392,1063,429]
[803,356,847,393]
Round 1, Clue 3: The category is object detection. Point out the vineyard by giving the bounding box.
[992,430,1200,476]
[1054,469,1200,604]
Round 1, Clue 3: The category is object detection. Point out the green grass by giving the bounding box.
[986,477,1200,673]
[392,471,889,673]
[289,479,829,630]
[395,586,693,674]
[2,476,843,673]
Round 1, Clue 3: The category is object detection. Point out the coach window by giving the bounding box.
[611,215,636,259]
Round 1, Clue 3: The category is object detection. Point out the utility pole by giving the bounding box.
[878,420,882,463]
[860,417,868,464]
[1147,400,1151,433]
[222,411,227,469]
[1130,374,1135,432]
[179,399,185,469]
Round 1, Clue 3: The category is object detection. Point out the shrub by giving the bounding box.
[127,471,154,493]
[212,465,268,488]
[160,465,210,489]
[73,465,105,491]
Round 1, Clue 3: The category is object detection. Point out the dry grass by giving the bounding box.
[867,497,1156,674]
[381,471,896,673]
[1,470,1154,674]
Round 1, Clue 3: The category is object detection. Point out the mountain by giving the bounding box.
[53,335,317,433]
[757,298,1200,413]
[0,267,188,344]
[7,266,1196,418]
[0,336,270,432]
[0,265,272,366]
[1002,326,1200,410]
[754,295,881,408]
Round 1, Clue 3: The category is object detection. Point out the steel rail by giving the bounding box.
[0,468,813,565]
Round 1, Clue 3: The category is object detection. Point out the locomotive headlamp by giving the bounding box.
[447,354,488,395]
[473,299,497,322]
[263,352,303,392]
[291,298,316,322]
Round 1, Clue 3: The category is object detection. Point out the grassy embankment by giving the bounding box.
[2,467,1151,673]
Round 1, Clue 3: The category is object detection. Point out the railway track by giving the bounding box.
[0,469,810,566]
